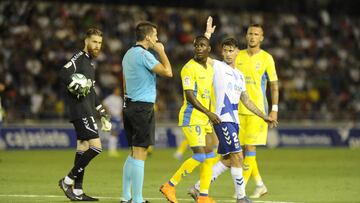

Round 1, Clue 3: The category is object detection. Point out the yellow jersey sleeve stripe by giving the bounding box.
[261,72,269,114]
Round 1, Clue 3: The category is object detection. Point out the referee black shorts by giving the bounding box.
[123,99,155,148]
[72,116,99,141]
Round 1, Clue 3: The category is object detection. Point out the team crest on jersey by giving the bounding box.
[64,61,72,69]
[227,82,233,90]
[256,62,261,70]
[184,76,191,87]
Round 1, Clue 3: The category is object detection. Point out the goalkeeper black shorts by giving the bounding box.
[123,99,155,148]
[72,116,99,140]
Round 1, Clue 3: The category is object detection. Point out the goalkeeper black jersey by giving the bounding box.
[59,50,101,121]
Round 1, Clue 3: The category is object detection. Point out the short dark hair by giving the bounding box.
[86,28,103,38]
[135,21,157,41]
[221,37,239,48]
[194,35,210,44]
[248,23,264,32]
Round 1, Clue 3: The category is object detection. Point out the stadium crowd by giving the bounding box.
[0,1,359,122]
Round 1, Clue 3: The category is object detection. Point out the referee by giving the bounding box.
[58,28,112,201]
[120,21,172,203]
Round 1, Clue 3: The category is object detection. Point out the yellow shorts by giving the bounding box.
[182,123,213,147]
[239,115,268,146]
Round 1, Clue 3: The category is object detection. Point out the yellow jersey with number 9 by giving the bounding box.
[178,59,214,126]
[235,49,278,115]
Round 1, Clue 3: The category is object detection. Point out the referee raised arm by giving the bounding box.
[120,21,172,203]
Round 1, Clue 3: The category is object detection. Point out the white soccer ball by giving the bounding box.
[71,73,88,88]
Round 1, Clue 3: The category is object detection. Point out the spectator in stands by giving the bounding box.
[0,1,359,122]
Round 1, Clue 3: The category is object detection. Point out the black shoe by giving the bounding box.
[237,196,253,203]
[73,193,99,201]
[58,178,77,201]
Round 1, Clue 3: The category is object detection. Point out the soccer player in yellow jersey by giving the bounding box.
[235,24,279,198]
[160,36,221,203]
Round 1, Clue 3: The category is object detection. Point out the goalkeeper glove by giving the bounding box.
[80,79,93,96]
[68,79,93,99]
[96,104,112,132]
[101,117,112,132]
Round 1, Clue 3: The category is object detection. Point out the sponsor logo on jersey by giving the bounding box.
[71,51,83,62]
[234,84,242,93]
[201,89,210,99]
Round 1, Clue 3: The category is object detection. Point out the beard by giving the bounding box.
[87,46,100,58]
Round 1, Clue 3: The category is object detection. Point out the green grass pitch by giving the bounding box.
[0,148,359,203]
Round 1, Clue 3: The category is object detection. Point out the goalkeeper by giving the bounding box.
[58,28,111,202]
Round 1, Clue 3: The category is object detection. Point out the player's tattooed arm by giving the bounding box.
[269,81,279,127]
[240,91,278,126]
[270,81,279,107]
[240,91,267,119]
[240,91,276,126]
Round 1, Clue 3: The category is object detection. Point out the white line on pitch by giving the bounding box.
[0,194,301,203]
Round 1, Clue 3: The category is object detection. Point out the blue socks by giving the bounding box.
[122,156,145,203]
[132,158,145,203]
[122,156,133,201]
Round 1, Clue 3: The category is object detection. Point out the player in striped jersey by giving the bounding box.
[203,17,279,199]
[189,36,277,203]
